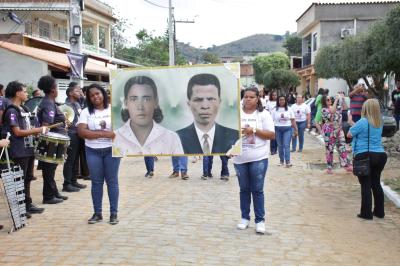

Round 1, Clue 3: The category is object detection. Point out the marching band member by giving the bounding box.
[36,76,68,204]
[62,82,87,192]
[2,81,46,216]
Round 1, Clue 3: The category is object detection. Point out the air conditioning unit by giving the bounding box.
[341,28,354,39]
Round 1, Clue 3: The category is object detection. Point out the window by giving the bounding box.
[312,33,318,52]
[57,26,68,41]
[99,26,106,48]
[39,20,51,38]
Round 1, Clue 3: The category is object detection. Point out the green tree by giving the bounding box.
[283,34,302,56]
[263,69,300,95]
[252,52,290,84]
[202,52,221,64]
[114,29,187,66]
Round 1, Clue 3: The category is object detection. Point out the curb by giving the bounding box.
[381,182,400,208]
[309,131,400,208]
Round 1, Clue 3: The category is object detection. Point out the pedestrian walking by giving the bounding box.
[266,90,277,155]
[234,87,275,234]
[144,156,155,177]
[271,95,297,167]
[291,94,311,152]
[169,156,189,180]
[347,99,387,220]
[201,155,230,181]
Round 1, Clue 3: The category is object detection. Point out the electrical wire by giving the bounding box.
[143,0,169,9]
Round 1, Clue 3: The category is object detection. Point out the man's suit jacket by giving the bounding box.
[176,123,239,154]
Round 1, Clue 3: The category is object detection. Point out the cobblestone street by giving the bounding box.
[1,134,400,265]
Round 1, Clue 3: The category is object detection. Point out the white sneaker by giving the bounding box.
[255,221,265,234]
[237,219,250,230]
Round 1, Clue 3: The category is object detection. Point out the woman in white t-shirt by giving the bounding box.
[266,90,278,155]
[290,94,311,152]
[77,84,121,225]
[234,87,275,234]
[271,95,298,167]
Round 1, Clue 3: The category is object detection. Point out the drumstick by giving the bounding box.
[47,122,64,129]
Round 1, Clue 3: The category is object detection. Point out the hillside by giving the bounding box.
[177,33,286,63]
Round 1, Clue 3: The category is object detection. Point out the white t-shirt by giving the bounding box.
[271,107,294,127]
[77,107,113,149]
[266,101,276,112]
[233,110,275,164]
[260,98,267,109]
[291,103,311,122]
[113,120,183,156]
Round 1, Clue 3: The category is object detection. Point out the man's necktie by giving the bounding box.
[203,134,211,154]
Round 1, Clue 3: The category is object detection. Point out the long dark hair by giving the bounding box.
[269,90,277,101]
[276,95,288,111]
[121,76,163,123]
[86,83,109,114]
[243,87,264,112]
[321,95,334,108]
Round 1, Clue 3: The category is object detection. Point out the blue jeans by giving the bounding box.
[270,139,277,154]
[144,157,154,172]
[292,121,307,151]
[172,156,188,173]
[275,126,292,163]
[203,156,229,176]
[394,114,400,131]
[85,146,121,215]
[234,158,268,223]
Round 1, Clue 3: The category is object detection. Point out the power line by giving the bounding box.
[143,0,168,9]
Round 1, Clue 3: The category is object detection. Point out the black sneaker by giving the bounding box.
[109,214,119,225]
[26,212,32,219]
[71,182,87,189]
[55,193,68,200]
[201,175,208,180]
[88,213,103,224]
[27,203,45,214]
[42,197,63,204]
[220,175,229,181]
[62,184,80,192]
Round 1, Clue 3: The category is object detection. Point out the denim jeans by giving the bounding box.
[172,156,188,173]
[203,156,229,176]
[292,121,307,151]
[234,158,268,223]
[275,126,292,163]
[144,157,154,172]
[85,146,121,215]
[394,114,400,131]
[270,139,277,154]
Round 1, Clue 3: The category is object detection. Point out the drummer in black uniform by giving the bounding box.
[62,82,87,192]
[36,75,68,204]
[2,81,46,215]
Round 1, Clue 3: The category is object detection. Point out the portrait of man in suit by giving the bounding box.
[177,73,239,154]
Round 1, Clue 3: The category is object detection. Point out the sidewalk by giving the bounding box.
[0,134,399,265]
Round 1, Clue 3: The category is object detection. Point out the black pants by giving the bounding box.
[39,161,59,201]
[13,157,32,205]
[355,152,387,218]
[78,137,89,177]
[63,133,79,186]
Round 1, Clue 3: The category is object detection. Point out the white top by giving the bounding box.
[194,124,215,152]
[291,103,311,122]
[260,98,268,109]
[233,109,275,164]
[271,107,294,127]
[77,107,112,149]
[265,101,276,112]
[113,120,184,156]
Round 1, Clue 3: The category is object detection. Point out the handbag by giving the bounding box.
[352,124,370,176]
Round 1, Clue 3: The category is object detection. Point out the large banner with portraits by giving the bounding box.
[111,64,241,156]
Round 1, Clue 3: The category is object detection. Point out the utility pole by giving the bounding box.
[69,0,83,86]
[168,0,174,66]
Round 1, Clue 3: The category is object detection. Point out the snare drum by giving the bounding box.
[35,132,70,164]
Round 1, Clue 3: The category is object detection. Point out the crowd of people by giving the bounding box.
[0,76,398,234]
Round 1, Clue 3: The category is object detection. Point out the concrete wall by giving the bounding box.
[0,48,48,87]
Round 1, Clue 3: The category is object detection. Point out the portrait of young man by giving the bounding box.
[177,73,239,154]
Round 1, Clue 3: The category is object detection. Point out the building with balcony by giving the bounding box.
[295,1,400,96]
[0,0,138,100]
